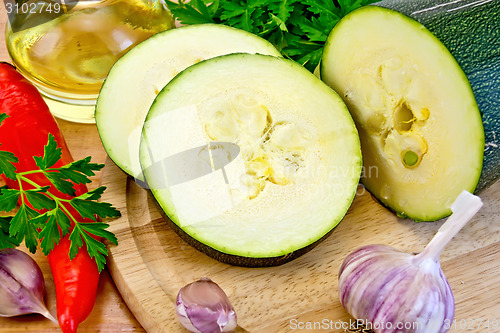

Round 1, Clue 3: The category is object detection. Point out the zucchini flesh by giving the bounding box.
[321,5,486,221]
[375,0,500,192]
[140,54,362,265]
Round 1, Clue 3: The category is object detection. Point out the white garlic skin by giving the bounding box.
[338,244,454,333]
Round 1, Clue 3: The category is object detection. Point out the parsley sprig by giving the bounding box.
[165,0,378,71]
[0,114,119,272]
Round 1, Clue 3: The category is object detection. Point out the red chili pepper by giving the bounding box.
[0,62,99,333]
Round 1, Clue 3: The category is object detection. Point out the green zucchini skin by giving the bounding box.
[374,0,499,192]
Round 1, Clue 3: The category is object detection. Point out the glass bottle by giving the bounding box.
[5,0,175,123]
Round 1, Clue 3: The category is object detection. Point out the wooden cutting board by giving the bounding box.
[100,158,500,333]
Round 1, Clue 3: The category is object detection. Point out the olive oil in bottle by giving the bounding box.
[6,0,174,122]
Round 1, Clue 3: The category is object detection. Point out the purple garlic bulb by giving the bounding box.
[338,191,483,333]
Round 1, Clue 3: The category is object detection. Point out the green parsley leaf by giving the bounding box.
[56,169,92,185]
[219,2,247,21]
[24,186,56,210]
[268,0,298,23]
[43,172,77,196]
[282,32,324,70]
[9,205,40,253]
[68,224,115,272]
[221,1,256,32]
[206,0,220,16]
[303,0,341,18]
[70,198,121,221]
[39,213,58,254]
[192,0,214,21]
[80,222,118,246]
[62,156,104,177]
[165,0,214,24]
[81,235,108,272]
[166,0,379,71]
[337,0,371,16]
[49,157,104,187]
[83,236,108,272]
[33,134,61,170]
[41,157,104,195]
[39,209,71,255]
[28,211,50,229]
[300,17,329,42]
[0,216,21,249]
[68,226,84,258]
[74,186,106,201]
[295,46,324,71]
[269,12,287,33]
[0,188,20,212]
[0,114,18,180]
[0,150,18,180]
[55,208,71,236]
[0,113,8,124]
[0,129,120,270]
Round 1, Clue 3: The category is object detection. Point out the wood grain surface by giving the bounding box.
[101,158,500,333]
[1,3,500,333]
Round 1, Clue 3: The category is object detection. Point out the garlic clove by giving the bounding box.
[0,248,56,322]
[176,277,237,333]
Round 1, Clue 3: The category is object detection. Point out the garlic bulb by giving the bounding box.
[338,191,483,333]
[176,277,237,333]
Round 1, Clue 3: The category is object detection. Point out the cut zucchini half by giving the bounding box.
[321,6,484,221]
[96,24,282,181]
[140,54,362,266]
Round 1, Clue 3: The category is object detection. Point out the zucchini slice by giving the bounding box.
[140,54,362,266]
[321,5,485,221]
[96,24,282,181]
